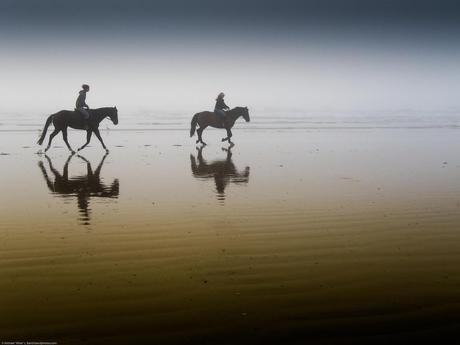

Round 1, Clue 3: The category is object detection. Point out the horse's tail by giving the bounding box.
[190,113,199,137]
[37,114,54,145]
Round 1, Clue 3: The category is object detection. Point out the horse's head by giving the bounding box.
[109,107,119,125]
[235,106,250,122]
[241,106,250,122]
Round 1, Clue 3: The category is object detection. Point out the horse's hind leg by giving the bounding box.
[196,127,202,144]
[61,127,74,153]
[78,130,92,151]
[197,127,207,145]
[45,128,60,152]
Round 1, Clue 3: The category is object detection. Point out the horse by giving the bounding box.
[190,106,250,145]
[37,107,118,153]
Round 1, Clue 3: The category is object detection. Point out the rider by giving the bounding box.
[214,92,230,126]
[76,84,90,129]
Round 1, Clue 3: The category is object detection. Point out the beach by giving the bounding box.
[1,112,460,344]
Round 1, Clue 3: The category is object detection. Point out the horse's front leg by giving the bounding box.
[222,128,233,144]
[94,152,109,177]
[93,128,108,152]
[78,130,93,151]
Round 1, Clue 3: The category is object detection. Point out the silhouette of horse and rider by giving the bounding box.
[190,92,251,145]
[190,145,250,201]
[38,153,119,225]
[37,106,118,153]
[190,106,250,145]
[37,84,118,153]
[36,87,250,152]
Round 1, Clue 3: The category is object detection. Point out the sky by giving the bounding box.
[1,0,460,113]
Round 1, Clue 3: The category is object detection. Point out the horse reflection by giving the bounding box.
[38,153,119,225]
[190,146,250,201]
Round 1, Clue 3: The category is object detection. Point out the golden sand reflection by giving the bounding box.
[1,129,460,344]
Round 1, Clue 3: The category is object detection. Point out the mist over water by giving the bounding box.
[1,0,460,114]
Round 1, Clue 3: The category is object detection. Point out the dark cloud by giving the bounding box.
[2,0,460,27]
[1,0,459,47]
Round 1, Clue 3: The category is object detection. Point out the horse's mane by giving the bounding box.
[229,106,245,112]
[90,107,115,112]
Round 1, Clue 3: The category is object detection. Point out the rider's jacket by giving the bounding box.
[215,98,229,111]
[76,90,88,109]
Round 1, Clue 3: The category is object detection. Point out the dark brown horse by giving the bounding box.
[38,153,119,225]
[37,107,118,153]
[190,145,250,201]
[190,106,250,145]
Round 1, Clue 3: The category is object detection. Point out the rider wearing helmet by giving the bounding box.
[76,84,90,129]
[214,92,229,126]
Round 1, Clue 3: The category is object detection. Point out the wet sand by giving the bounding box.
[1,123,460,344]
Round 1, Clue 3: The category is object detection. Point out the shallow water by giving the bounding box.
[1,109,460,132]
[1,120,460,344]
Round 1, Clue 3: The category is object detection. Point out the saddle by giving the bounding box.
[75,108,91,118]
[214,110,227,127]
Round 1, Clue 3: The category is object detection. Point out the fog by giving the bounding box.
[1,0,459,114]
